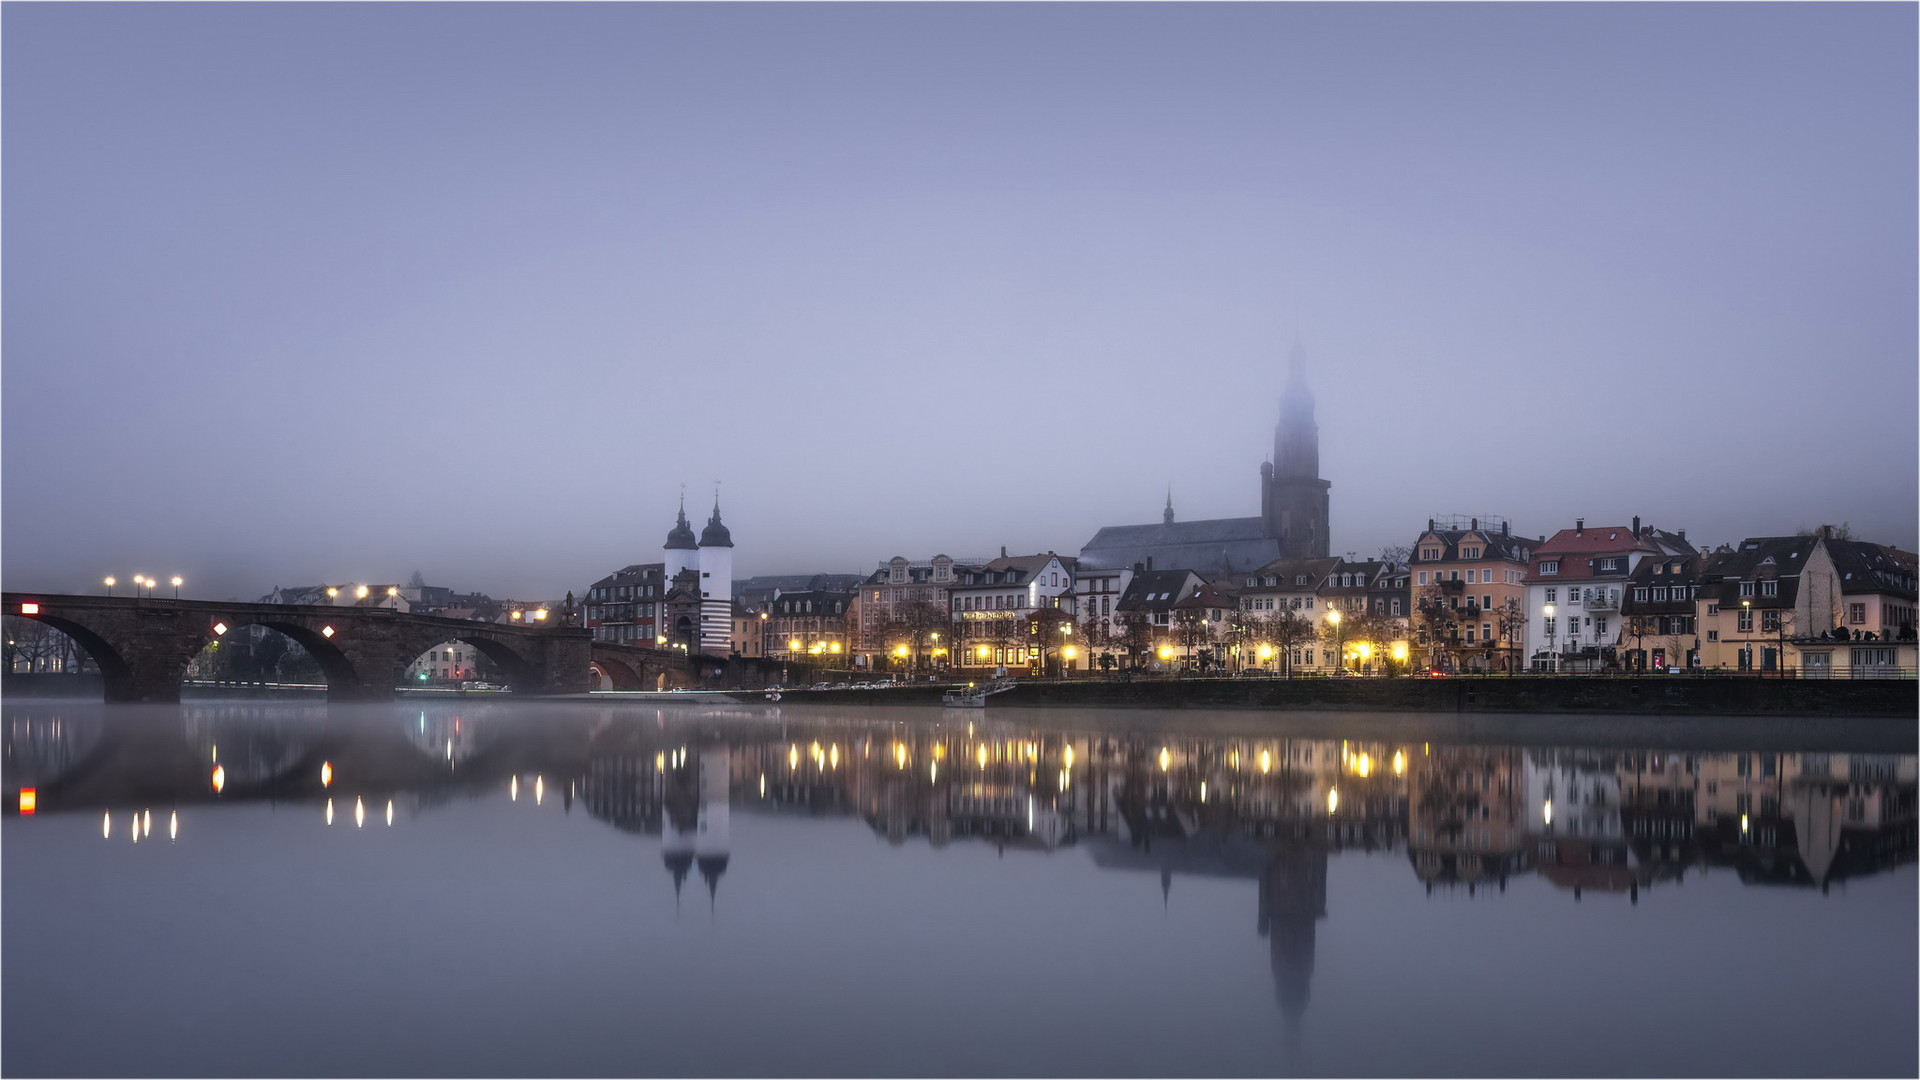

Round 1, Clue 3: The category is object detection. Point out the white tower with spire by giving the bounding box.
[695,493,734,653]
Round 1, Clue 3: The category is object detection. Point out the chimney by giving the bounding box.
[1818,525,1831,541]
[1133,562,1145,573]
[1678,529,1686,543]
[1632,515,1641,537]
[1000,546,1007,558]
[1427,518,1435,533]
[1575,518,1584,535]
[1502,521,1510,536]
[1471,518,1478,531]
[1146,556,1154,571]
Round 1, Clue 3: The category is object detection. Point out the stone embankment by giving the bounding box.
[763,675,1916,718]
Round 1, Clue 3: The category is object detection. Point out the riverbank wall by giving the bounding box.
[763,675,1917,718]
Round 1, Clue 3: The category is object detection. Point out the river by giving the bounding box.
[4,699,1914,1077]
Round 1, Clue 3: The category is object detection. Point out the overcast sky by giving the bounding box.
[5,3,1914,601]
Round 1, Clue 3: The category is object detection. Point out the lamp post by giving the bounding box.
[1543,603,1557,674]
[1326,608,1344,674]
[171,576,183,600]
[104,577,115,598]
[1742,598,1753,674]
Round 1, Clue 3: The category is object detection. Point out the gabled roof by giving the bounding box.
[1826,540,1918,599]
[1242,556,1342,589]
[1173,584,1237,611]
[591,563,665,590]
[1079,516,1280,576]
[1116,569,1202,612]
[1414,528,1533,564]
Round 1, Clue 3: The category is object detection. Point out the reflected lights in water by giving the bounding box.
[1393,749,1407,776]
[536,776,544,806]
[1327,787,1339,815]
[1159,748,1169,772]
[19,788,36,815]
[511,776,519,801]
[101,812,110,839]
[325,799,334,826]
[212,765,226,794]
[321,762,333,788]
[386,800,394,827]
[143,810,151,838]
[169,811,178,841]
[1260,749,1271,774]
[354,797,365,828]
[1543,799,1553,826]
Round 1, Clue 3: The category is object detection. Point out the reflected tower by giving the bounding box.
[1258,842,1328,1048]
[695,745,731,910]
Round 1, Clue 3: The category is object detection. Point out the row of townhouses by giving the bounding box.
[579,499,1916,680]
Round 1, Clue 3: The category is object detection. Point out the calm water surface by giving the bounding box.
[4,700,1915,1077]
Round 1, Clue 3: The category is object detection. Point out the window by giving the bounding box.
[1544,616,1556,635]
[1848,603,1866,625]
[1482,595,1492,610]
[1594,617,1607,637]
[1707,603,1719,616]
[1482,622,1492,639]
[1540,561,1559,575]
[1652,587,1667,602]
[1418,571,1428,586]
[1449,570,1459,582]
[1482,569,1493,583]
[1295,575,1308,586]
[1465,629,1476,643]
[1391,599,1402,616]
[1422,547,1441,561]
[1737,610,1753,633]
[1738,581,1754,597]
[1634,588,1649,602]
[1761,611,1780,632]
[1707,630,1718,641]
[1544,587,1556,603]
[1598,558,1620,572]
[1761,580,1778,598]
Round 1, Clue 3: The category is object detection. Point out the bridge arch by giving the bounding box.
[12,613,134,699]
[399,632,538,692]
[589,657,645,691]
[201,618,365,697]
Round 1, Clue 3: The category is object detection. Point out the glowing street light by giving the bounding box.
[104,576,116,597]
[1543,603,1557,674]
[171,576,183,599]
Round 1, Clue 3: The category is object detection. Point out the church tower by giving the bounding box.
[1261,340,1331,559]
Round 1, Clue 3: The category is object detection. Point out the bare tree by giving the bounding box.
[1267,609,1317,678]
[1414,586,1463,671]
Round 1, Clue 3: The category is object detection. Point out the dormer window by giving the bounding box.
[1761,580,1778,598]
[1540,561,1559,575]
[1422,547,1442,561]
[1462,547,1481,560]
[1738,581,1755,597]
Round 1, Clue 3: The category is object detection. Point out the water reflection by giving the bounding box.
[3,701,1914,1076]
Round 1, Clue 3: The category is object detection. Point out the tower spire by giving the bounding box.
[1164,486,1174,525]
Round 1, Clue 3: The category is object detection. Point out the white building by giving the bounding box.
[1522,518,1693,672]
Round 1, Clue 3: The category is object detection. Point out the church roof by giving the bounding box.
[1079,516,1280,576]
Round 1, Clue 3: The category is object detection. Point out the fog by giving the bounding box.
[4,4,1913,600]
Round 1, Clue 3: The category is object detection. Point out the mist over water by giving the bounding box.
[5,700,1914,1077]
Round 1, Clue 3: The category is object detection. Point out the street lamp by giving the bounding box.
[1742,598,1753,674]
[1326,608,1345,673]
[171,576,183,599]
[104,577,115,597]
[1543,603,1557,673]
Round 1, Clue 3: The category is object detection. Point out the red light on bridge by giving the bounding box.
[321,761,333,788]
[19,788,36,815]
[19,602,38,615]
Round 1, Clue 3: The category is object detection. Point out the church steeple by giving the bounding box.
[1261,337,1332,559]
[1164,487,1175,525]
[1274,339,1319,480]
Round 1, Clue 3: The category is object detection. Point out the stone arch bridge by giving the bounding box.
[5,593,783,702]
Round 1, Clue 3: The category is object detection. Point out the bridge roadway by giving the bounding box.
[5,592,787,702]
